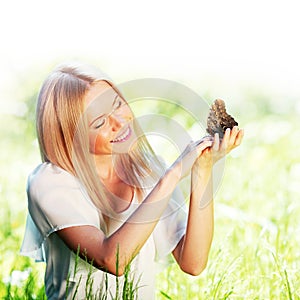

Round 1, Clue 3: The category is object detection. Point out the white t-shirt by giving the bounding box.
[20,163,187,300]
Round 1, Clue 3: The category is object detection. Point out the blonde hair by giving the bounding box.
[36,62,164,229]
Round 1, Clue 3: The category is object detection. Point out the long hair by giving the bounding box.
[36,62,164,231]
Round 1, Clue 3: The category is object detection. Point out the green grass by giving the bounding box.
[155,113,300,299]
[1,94,300,299]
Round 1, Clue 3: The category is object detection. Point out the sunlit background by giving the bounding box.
[1,0,300,298]
[1,0,300,108]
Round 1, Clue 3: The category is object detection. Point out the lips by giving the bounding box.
[110,126,132,143]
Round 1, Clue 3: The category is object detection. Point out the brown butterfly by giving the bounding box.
[206,99,238,138]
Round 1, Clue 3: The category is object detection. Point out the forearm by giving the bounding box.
[175,166,214,275]
[59,141,211,276]
[174,128,243,275]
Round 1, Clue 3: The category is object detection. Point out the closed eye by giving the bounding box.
[114,98,123,110]
[94,118,106,129]
[90,95,125,129]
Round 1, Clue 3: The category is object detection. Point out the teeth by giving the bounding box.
[111,127,131,143]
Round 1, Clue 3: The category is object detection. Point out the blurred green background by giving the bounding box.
[1,1,300,299]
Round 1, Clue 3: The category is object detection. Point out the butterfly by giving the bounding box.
[206,99,238,138]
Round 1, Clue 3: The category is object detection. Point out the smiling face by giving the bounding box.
[85,81,135,155]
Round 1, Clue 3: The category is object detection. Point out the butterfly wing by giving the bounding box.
[206,99,238,138]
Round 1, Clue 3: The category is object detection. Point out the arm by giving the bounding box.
[57,139,214,276]
[57,167,178,276]
[172,126,244,275]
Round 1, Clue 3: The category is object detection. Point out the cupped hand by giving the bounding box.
[171,136,214,180]
[194,126,244,170]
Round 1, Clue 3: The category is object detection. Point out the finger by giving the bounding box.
[234,129,244,146]
[212,133,220,151]
[220,128,230,151]
[197,140,213,152]
[194,136,214,146]
[203,135,214,140]
[229,126,239,145]
[182,138,211,158]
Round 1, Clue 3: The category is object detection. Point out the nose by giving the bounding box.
[109,113,125,131]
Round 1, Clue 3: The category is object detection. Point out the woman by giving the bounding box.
[21,62,243,299]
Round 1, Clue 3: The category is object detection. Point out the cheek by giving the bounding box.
[89,131,111,154]
[124,107,134,120]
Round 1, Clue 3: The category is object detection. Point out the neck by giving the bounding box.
[92,154,135,209]
[92,154,120,182]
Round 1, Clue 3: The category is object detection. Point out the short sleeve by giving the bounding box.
[20,163,100,261]
[153,186,187,267]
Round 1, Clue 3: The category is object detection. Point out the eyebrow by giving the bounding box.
[89,94,119,127]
